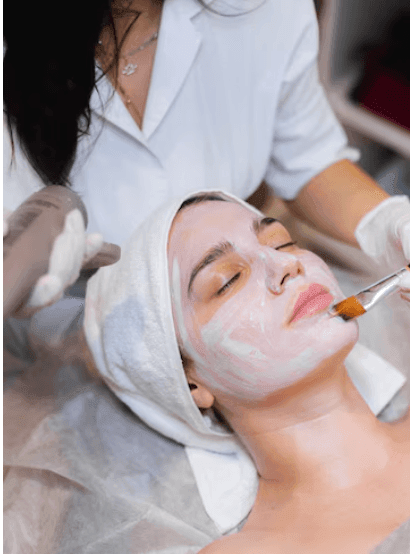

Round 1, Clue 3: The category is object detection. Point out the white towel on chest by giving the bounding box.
[84,190,406,535]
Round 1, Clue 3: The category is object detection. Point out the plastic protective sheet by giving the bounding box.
[371,519,410,554]
[3,304,221,554]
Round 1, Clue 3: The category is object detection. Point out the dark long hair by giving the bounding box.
[3,0,143,186]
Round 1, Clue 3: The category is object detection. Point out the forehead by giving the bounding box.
[168,200,256,251]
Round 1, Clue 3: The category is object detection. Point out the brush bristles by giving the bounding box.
[332,297,366,321]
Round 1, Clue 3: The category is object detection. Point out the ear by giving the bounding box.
[180,349,215,409]
[187,379,215,409]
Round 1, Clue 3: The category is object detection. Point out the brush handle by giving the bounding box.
[355,264,410,312]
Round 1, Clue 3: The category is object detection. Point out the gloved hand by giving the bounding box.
[354,195,410,302]
[27,209,104,310]
[4,207,107,317]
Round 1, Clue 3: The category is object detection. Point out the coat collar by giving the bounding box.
[91,0,205,144]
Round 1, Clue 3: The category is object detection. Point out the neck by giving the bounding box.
[98,0,161,71]
[218,364,394,501]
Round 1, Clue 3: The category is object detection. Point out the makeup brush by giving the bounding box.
[329,264,410,322]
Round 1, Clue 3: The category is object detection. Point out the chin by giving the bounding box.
[311,316,359,368]
[269,316,360,393]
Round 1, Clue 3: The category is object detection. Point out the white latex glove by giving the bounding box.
[355,195,410,302]
[4,207,104,316]
[27,209,104,309]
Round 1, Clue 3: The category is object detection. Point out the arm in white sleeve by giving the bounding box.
[263,0,359,200]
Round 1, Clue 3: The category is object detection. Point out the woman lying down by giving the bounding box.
[85,191,410,554]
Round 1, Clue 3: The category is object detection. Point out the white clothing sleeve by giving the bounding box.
[264,1,359,200]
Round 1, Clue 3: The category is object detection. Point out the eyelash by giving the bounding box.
[275,241,297,250]
[217,272,241,295]
[216,242,297,296]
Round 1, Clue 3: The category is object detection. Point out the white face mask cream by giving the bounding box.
[168,199,358,401]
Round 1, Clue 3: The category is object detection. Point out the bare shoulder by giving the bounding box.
[199,532,283,554]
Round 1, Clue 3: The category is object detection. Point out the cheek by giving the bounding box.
[195,311,358,399]
[188,285,277,395]
[197,271,273,353]
[182,265,272,359]
[219,302,356,371]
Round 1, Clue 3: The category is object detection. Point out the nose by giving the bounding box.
[263,250,303,295]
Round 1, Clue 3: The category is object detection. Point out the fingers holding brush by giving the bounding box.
[398,266,410,303]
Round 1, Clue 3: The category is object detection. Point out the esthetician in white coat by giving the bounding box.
[3,0,410,310]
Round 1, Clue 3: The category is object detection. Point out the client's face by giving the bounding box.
[168,200,358,401]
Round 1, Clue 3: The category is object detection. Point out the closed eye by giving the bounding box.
[214,243,296,297]
[216,272,241,296]
[275,241,297,250]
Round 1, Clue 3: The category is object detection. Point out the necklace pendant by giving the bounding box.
[122,63,138,76]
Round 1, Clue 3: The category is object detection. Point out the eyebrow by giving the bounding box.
[187,217,279,296]
[188,241,234,295]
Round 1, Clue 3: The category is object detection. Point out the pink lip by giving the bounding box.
[289,283,334,324]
